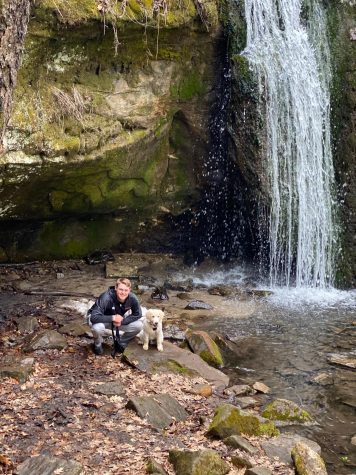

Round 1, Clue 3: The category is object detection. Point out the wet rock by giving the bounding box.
[151,287,169,300]
[235,396,258,409]
[126,394,188,429]
[16,455,83,475]
[310,372,334,386]
[246,468,273,475]
[146,458,168,474]
[59,321,92,337]
[176,292,193,300]
[253,382,270,394]
[184,300,213,310]
[123,341,229,388]
[94,380,125,396]
[262,399,312,424]
[231,453,253,468]
[16,317,39,333]
[168,449,230,475]
[207,403,279,438]
[224,384,256,397]
[85,250,114,265]
[291,442,327,475]
[327,352,356,369]
[164,324,186,342]
[246,289,273,298]
[211,333,243,363]
[164,278,193,292]
[24,330,67,352]
[185,329,223,367]
[0,357,35,383]
[208,285,235,297]
[223,435,259,454]
[261,434,321,466]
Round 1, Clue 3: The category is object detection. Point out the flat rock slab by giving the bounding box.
[94,380,125,396]
[124,341,229,389]
[16,455,83,475]
[106,253,184,279]
[261,434,321,466]
[184,300,213,310]
[24,330,67,352]
[0,357,35,383]
[126,393,188,429]
[327,352,356,369]
[59,321,92,337]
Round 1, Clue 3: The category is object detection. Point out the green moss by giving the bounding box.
[262,399,312,423]
[171,70,206,101]
[153,359,197,376]
[207,404,279,439]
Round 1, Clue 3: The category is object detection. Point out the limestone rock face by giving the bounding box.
[0,0,220,261]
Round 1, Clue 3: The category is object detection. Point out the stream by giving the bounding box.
[189,269,356,474]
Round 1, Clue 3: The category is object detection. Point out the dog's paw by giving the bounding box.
[143,344,149,350]
[157,345,163,352]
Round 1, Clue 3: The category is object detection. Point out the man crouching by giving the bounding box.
[88,278,143,355]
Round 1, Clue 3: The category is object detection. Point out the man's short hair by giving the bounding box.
[116,278,131,289]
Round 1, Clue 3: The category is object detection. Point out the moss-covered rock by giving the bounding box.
[291,442,328,475]
[262,399,312,424]
[185,329,224,367]
[168,449,230,475]
[207,403,279,439]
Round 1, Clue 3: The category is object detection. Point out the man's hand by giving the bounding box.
[112,314,124,326]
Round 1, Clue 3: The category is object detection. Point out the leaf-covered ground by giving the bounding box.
[0,260,293,474]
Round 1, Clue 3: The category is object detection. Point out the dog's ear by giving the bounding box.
[161,306,165,312]
[146,309,153,319]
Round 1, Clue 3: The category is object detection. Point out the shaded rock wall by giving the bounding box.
[327,0,356,286]
[0,0,221,260]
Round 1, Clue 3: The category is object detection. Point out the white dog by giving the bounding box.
[138,308,165,351]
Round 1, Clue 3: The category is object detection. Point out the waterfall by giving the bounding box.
[242,0,338,288]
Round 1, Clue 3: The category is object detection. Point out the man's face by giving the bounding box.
[116,283,130,302]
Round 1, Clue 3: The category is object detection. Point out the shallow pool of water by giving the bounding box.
[191,280,356,474]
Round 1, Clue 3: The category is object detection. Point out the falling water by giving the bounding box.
[242,0,338,287]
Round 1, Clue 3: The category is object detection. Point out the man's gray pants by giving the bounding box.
[90,320,143,347]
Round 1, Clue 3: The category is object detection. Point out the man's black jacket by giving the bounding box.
[89,286,142,325]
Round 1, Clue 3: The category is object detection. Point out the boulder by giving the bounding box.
[235,396,258,409]
[185,329,224,367]
[24,330,67,352]
[58,321,92,337]
[246,468,273,475]
[16,317,39,333]
[292,442,327,475]
[252,382,270,394]
[262,399,312,424]
[224,384,256,397]
[16,455,83,475]
[223,435,258,454]
[146,458,168,474]
[0,357,34,383]
[261,434,321,466]
[126,394,188,430]
[94,380,126,397]
[123,341,229,389]
[207,404,279,439]
[168,449,230,475]
[231,453,253,468]
[327,352,356,369]
[184,300,213,310]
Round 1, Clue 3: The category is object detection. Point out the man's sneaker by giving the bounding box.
[93,344,104,355]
